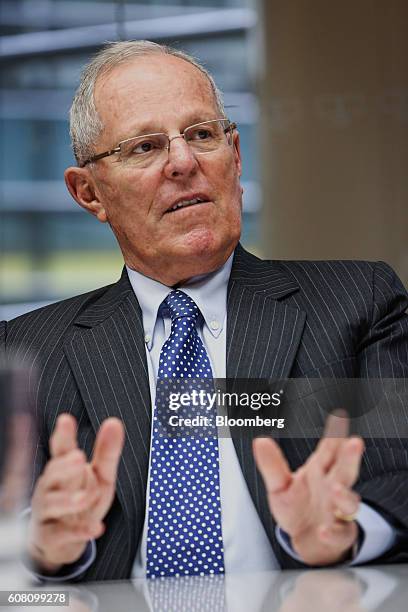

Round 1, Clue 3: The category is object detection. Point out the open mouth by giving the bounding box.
[166,197,209,213]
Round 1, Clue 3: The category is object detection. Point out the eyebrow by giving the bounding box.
[120,123,163,140]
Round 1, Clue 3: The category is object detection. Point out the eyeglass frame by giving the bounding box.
[79,118,237,167]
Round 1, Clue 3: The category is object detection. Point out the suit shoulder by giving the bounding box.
[277,260,406,296]
[9,285,112,323]
[275,260,377,292]
[5,283,118,346]
[277,259,376,274]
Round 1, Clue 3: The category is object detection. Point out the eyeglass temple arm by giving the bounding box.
[81,147,121,167]
[225,122,237,134]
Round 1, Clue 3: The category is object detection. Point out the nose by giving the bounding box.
[163,134,198,180]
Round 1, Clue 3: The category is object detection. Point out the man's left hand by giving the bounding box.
[253,413,365,566]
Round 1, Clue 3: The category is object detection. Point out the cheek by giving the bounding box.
[98,172,157,220]
[216,165,242,211]
[202,154,240,197]
[219,151,240,185]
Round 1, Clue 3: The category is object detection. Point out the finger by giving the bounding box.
[308,438,343,473]
[317,520,358,552]
[253,438,292,494]
[323,410,349,438]
[39,450,86,491]
[311,411,350,472]
[41,520,106,545]
[91,418,125,486]
[330,437,365,487]
[81,462,99,494]
[49,414,78,458]
[61,516,105,538]
[331,483,361,518]
[37,488,101,521]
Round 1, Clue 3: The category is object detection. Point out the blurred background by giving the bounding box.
[1,0,407,320]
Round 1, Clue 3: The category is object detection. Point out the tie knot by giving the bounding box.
[164,290,200,322]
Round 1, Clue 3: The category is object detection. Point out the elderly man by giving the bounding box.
[1,41,407,582]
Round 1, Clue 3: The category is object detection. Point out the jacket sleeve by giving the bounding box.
[354,262,408,563]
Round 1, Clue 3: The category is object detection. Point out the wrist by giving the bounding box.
[292,522,359,566]
[26,542,63,575]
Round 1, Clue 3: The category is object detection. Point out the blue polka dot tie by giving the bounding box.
[146,290,225,579]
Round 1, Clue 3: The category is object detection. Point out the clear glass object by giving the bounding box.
[0,356,35,588]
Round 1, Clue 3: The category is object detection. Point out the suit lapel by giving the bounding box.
[64,269,151,574]
[227,245,306,379]
[226,245,306,567]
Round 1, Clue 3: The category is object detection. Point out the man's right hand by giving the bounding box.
[27,413,125,573]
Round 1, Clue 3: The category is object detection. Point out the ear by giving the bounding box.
[232,130,242,177]
[64,166,108,223]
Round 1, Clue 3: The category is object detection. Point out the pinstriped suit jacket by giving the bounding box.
[1,244,408,580]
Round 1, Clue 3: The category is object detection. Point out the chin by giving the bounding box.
[184,229,216,255]
[172,228,239,274]
[184,228,235,259]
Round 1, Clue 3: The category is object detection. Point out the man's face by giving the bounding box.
[78,55,242,285]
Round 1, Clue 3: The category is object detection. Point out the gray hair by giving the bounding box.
[69,40,226,166]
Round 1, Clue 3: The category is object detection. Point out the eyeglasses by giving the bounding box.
[80,118,236,168]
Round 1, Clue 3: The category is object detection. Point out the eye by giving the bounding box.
[189,128,214,141]
[131,140,158,154]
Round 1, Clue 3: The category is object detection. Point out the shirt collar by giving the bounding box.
[126,252,233,349]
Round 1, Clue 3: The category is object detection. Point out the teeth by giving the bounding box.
[170,198,203,211]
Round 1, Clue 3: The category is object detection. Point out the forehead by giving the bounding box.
[94,55,219,141]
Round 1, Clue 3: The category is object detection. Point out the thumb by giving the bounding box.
[253,437,292,494]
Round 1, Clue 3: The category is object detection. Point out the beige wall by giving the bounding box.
[258,0,408,286]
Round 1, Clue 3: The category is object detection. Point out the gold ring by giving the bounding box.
[334,508,357,523]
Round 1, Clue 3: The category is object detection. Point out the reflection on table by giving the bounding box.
[30,564,407,612]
